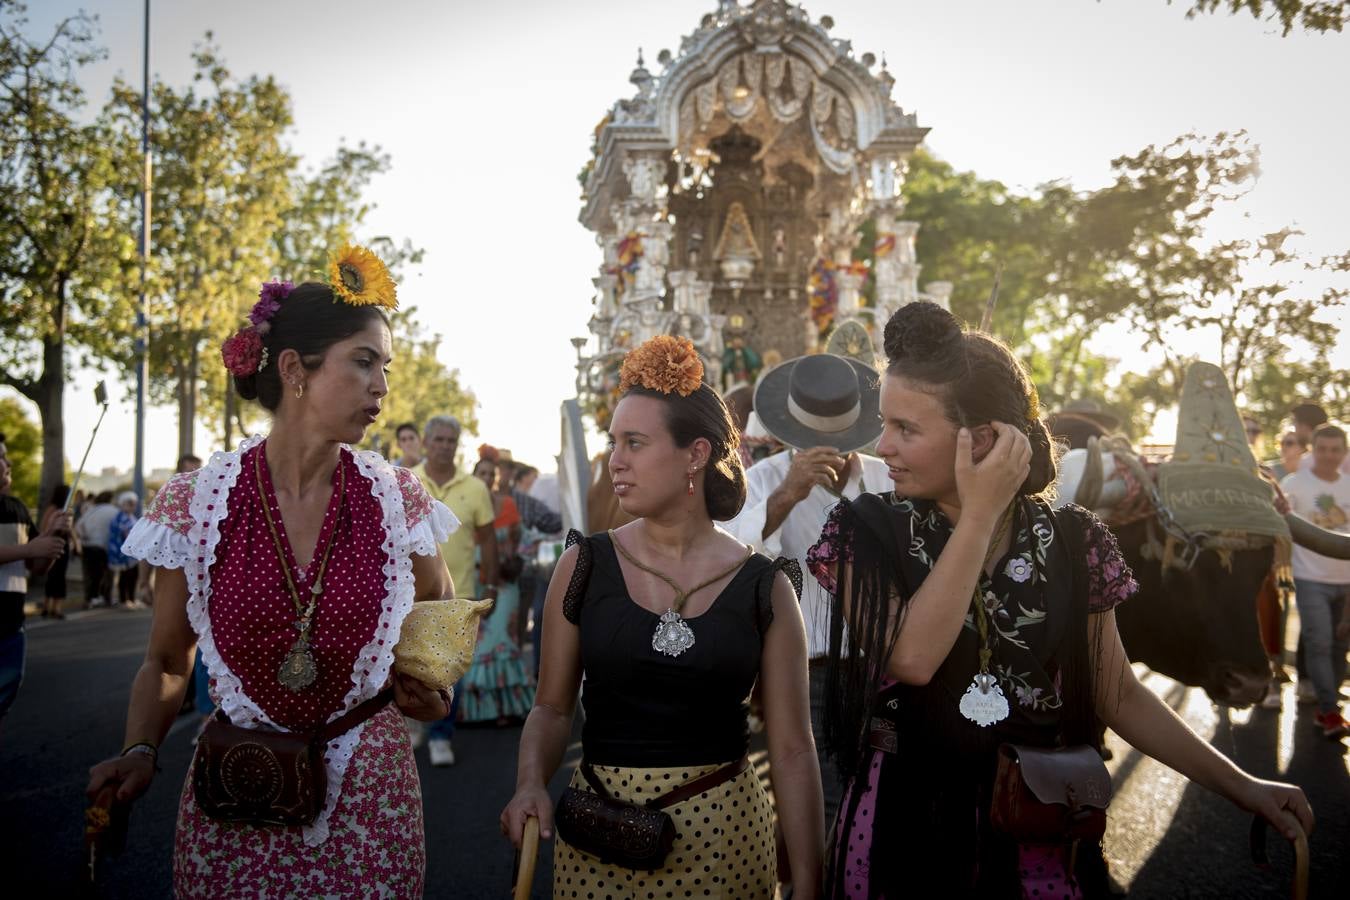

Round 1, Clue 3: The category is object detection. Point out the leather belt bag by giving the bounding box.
[192,688,393,828]
[990,742,1111,843]
[555,757,748,870]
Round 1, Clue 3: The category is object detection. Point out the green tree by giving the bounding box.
[0,395,43,508]
[275,143,423,279]
[899,133,1345,438]
[0,2,136,509]
[1173,1,1347,34]
[102,39,296,458]
[369,309,478,456]
[221,142,447,447]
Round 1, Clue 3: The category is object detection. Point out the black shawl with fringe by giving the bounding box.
[818,493,1107,898]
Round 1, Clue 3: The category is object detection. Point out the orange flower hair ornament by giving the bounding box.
[619,335,705,397]
[477,443,500,463]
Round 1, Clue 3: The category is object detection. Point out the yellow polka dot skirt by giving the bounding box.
[553,760,775,899]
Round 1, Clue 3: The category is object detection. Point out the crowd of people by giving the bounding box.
[0,241,1333,896]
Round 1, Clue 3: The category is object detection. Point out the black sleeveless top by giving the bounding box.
[563,530,801,768]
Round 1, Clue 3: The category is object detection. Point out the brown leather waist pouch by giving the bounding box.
[990,742,1111,843]
[192,688,393,828]
[555,757,748,870]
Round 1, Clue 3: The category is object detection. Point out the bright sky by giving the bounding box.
[14,0,1350,476]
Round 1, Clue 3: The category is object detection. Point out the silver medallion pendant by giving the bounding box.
[278,640,318,692]
[958,673,1009,727]
[651,609,696,657]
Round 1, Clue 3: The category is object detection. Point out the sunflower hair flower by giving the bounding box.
[328,243,398,309]
[619,335,705,397]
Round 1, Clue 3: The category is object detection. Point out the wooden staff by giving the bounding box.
[512,815,540,900]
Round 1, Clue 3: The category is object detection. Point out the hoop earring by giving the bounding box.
[295,382,304,400]
[687,472,695,496]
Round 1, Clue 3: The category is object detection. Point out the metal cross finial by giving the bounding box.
[636,47,644,67]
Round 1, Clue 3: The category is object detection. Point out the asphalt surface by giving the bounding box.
[2,607,1346,898]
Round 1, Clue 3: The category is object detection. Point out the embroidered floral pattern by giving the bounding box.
[143,471,199,537]
[1004,556,1033,583]
[393,466,434,529]
[809,496,1138,708]
[996,664,1061,712]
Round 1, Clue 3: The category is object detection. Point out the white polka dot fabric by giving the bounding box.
[123,434,456,846]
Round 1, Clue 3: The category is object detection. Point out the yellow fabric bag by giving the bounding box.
[393,598,493,691]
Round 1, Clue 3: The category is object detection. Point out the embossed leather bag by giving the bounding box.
[554,758,746,870]
[990,743,1111,843]
[192,688,393,827]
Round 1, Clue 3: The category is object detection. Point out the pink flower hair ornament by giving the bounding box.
[221,328,265,377]
[222,278,293,376]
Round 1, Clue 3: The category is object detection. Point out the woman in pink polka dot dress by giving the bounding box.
[86,273,459,897]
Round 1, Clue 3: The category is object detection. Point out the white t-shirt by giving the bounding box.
[1281,468,1350,585]
[723,449,891,659]
[76,503,118,550]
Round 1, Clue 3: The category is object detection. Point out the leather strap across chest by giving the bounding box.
[580,757,749,810]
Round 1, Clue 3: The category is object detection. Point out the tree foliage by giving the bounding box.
[0,395,44,508]
[102,39,295,456]
[369,309,479,456]
[900,133,1346,440]
[1174,1,1347,34]
[0,1,136,507]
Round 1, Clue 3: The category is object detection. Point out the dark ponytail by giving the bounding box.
[883,302,1059,497]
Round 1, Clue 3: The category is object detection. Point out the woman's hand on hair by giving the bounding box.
[954,422,1030,525]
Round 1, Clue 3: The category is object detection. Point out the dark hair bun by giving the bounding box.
[234,372,260,402]
[882,301,962,364]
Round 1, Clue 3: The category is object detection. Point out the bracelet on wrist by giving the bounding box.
[121,741,161,772]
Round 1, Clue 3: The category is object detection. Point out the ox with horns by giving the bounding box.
[1053,366,1350,706]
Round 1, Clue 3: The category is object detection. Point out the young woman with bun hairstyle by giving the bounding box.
[86,249,459,896]
[502,335,824,898]
[808,302,1312,897]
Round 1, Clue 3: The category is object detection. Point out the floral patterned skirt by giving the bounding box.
[172,702,425,898]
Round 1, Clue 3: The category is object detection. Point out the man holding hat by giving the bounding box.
[724,325,889,824]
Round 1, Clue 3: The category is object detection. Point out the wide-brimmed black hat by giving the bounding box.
[753,353,882,453]
[1048,398,1121,432]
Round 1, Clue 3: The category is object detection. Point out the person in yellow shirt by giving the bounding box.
[412,414,498,765]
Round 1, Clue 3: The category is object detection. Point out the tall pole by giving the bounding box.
[133,0,151,509]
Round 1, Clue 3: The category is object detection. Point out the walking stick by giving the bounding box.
[512,815,540,900]
[64,380,111,513]
[1250,814,1310,900]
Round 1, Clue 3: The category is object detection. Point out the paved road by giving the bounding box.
[1,609,1345,897]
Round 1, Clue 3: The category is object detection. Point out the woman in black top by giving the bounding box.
[502,336,823,899]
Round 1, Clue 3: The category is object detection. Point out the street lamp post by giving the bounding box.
[133,0,151,509]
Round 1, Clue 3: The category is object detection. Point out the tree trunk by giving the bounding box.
[33,280,69,510]
[36,332,65,511]
[177,341,199,458]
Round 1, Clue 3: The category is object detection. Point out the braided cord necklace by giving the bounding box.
[957,502,1016,727]
[609,529,752,658]
[254,445,345,692]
